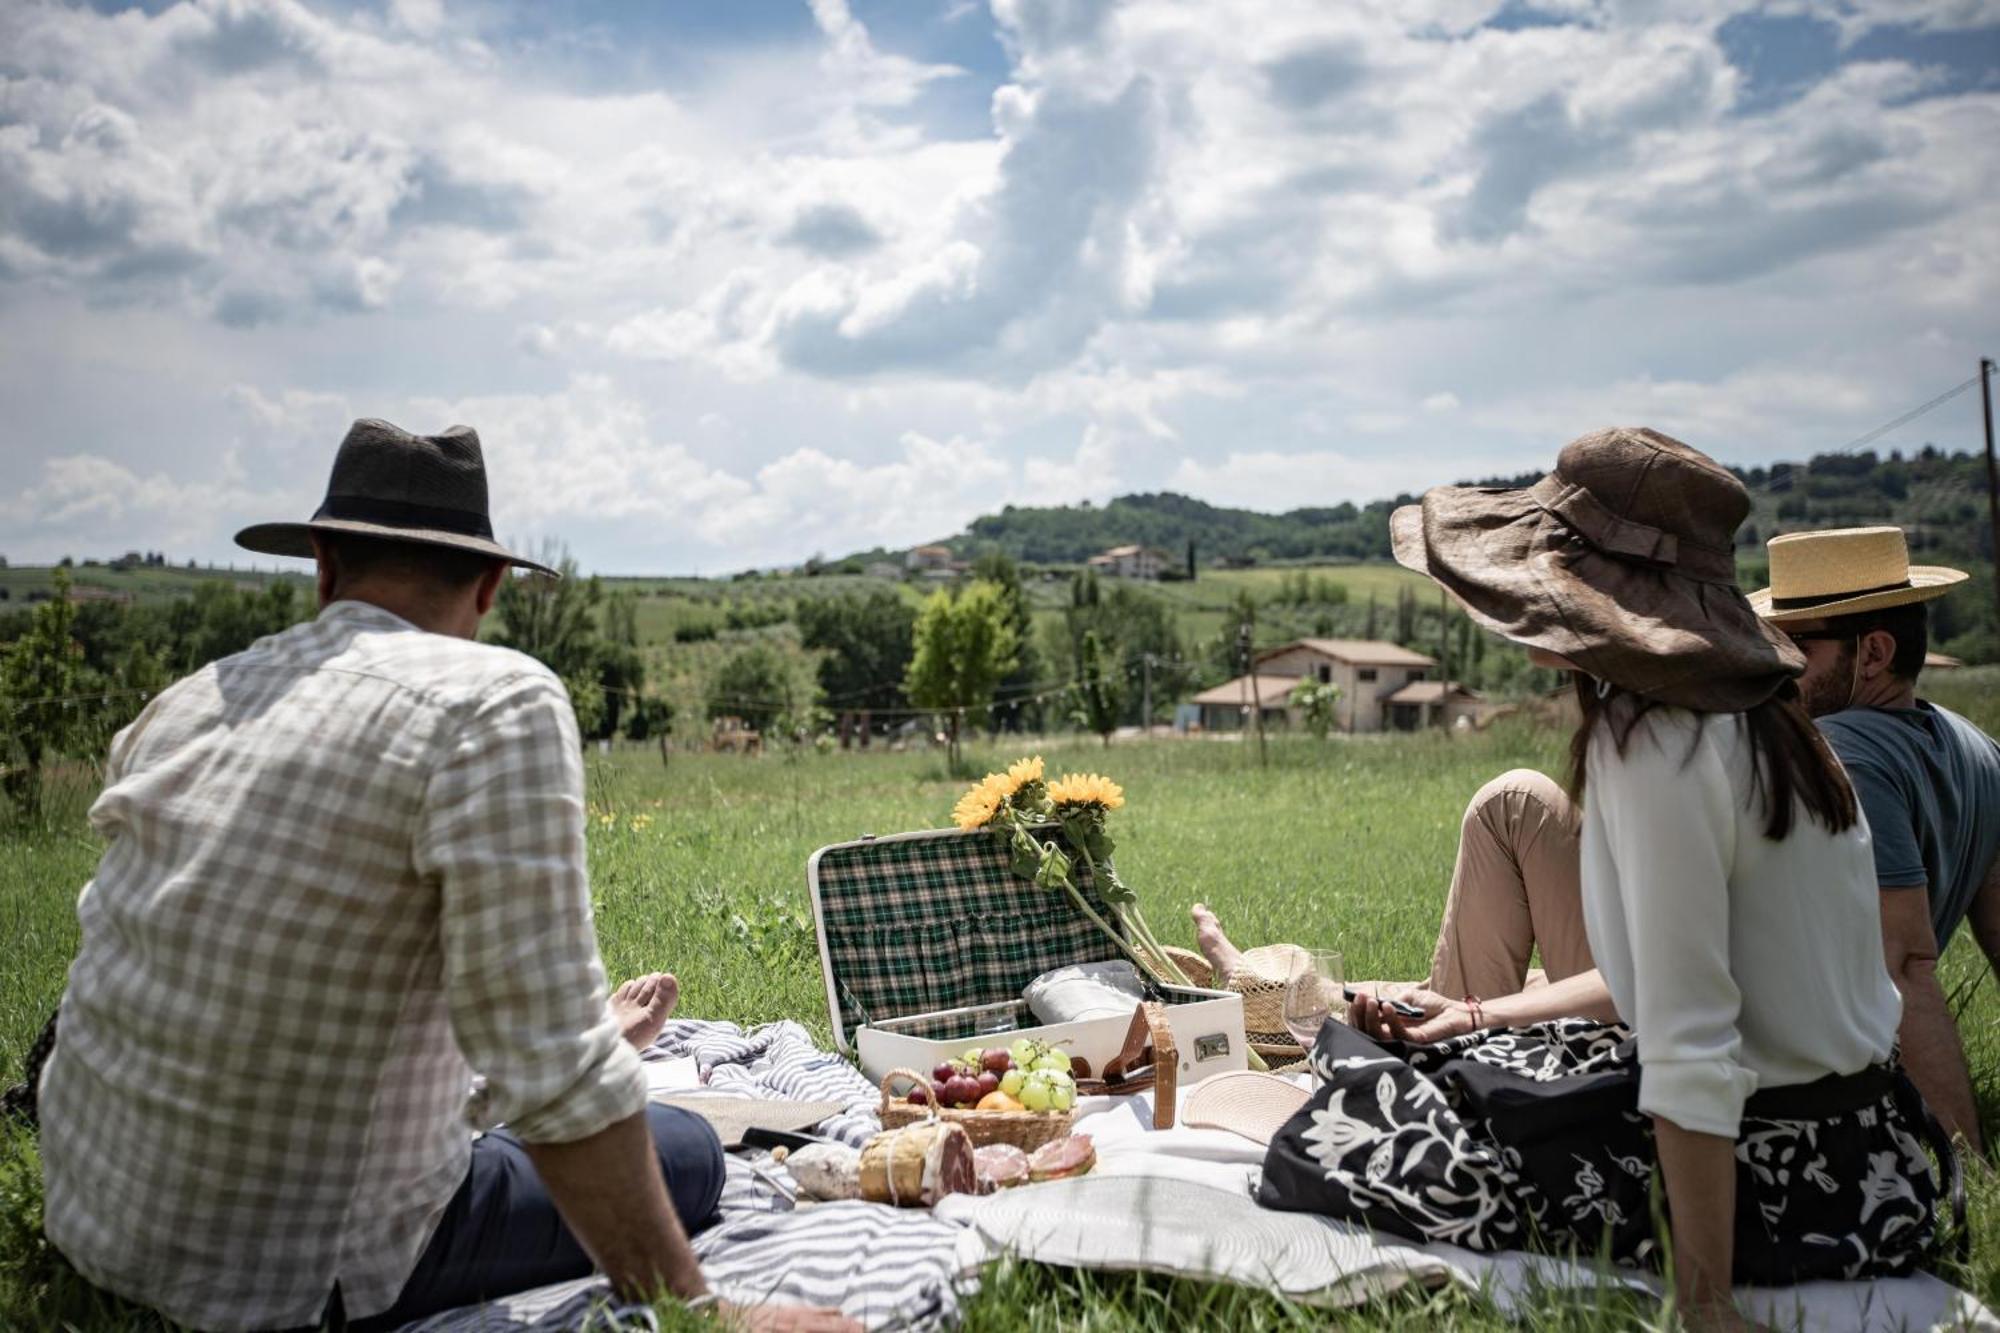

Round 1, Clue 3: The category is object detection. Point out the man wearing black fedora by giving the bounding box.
[36,421,855,1332]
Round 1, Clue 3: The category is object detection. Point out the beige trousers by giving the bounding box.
[1424,769,1593,1001]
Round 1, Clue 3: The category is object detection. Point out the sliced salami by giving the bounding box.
[1027,1132,1096,1182]
[973,1143,1031,1193]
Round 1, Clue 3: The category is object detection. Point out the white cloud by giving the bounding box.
[1,0,1997,571]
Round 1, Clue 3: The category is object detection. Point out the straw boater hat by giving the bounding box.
[235,418,557,577]
[1748,526,1967,623]
[1389,426,1803,712]
[1181,1071,1311,1146]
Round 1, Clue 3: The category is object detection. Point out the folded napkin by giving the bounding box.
[1025,960,1148,1024]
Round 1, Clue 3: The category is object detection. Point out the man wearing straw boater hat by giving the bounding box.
[34,421,854,1332]
[1750,526,2000,1153]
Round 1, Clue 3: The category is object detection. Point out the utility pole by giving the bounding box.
[1141,652,1154,737]
[1437,588,1450,730]
[1237,616,1268,768]
[1982,357,1998,636]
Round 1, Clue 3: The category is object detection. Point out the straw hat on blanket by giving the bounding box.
[1181,1071,1311,1146]
[1748,525,1968,622]
[1165,944,1315,1062]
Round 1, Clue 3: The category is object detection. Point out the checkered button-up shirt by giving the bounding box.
[39,599,646,1331]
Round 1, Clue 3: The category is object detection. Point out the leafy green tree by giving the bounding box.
[904,581,1018,769]
[972,552,1042,731]
[490,546,652,740]
[595,590,647,740]
[165,580,303,672]
[795,589,917,714]
[707,642,793,734]
[1070,629,1124,748]
[492,549,602,683]
[1292,678,1341,740]
[0,569,89,817]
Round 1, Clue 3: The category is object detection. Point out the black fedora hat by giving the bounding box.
[235,418,557,578]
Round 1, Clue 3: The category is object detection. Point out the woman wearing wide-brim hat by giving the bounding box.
[1256,428,1949,1332]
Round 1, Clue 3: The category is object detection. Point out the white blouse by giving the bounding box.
[1579,707,1902,1139]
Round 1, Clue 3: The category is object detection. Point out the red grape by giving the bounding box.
[976,1071,1000,1098]
[908,1084,930,1105]
[932,1062,956,1084]
[932,1080,951,1104]
[981,1049,1012,1075]
[947,1075,980,1106]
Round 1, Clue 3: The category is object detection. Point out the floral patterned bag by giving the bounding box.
[1257,1018,1948,1283]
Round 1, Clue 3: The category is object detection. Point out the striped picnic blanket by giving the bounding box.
[408,1019,986,1333]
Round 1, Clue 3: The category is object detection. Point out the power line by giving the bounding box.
[1824,370,1990,459]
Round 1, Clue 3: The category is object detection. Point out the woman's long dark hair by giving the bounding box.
[1565,674,1857,841]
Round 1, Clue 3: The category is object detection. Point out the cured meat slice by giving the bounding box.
[973,1142,1031,1193]
[859,1121,976,1207]
[1026,1132,1096,1182]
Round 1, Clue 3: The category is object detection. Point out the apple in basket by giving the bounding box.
[921,1041,1077,1112]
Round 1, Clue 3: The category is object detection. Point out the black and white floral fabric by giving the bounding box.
[1258,1019,1944,1284]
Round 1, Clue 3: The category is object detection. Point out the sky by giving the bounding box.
[1,0,1996,574]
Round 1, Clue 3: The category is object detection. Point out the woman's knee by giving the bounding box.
[1464,769,1569,828]
[643,1103,726,1229]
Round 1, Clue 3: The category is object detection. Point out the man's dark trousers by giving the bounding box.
[343,1103,725,1330]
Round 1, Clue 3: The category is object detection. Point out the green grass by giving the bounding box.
[5,710,2000,1329]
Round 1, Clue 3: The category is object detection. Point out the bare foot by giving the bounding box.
[611,972,680,1050]
[1190,903,1246,984]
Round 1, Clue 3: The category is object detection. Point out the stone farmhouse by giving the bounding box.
[1189,638,1481,734]
[1085,544,1172,580]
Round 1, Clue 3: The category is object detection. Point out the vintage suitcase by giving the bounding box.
[806,825,1247,1089]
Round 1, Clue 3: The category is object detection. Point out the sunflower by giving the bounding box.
[1048,773,1125,811]
[1002,755,1045,791]
[952,775,1009,830]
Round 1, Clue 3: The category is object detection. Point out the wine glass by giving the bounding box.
[1282,949,1344,1056]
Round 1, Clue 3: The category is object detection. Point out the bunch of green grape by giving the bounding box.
[916,1038,1079,1112]
[1002,1037,1077,1112]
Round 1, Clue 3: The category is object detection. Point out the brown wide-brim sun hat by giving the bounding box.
[1748,525,1967,622]
[236,418,558,578]
[1390,426,1803,713]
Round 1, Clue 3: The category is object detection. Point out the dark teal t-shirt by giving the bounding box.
[1818,701,2000,947]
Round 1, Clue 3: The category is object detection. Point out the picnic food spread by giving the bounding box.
[912,1040,1079,1113]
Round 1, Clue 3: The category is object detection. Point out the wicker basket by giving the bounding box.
[878,1068,1074,1151]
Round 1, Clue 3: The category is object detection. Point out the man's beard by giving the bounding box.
[1800,644,1856,718]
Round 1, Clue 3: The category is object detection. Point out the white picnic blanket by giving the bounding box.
[936,1084,1999,1333]
[413,1023,1998,1333]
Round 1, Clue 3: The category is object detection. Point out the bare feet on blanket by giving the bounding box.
[611,972,679,1050]
[1190,903,1245,983]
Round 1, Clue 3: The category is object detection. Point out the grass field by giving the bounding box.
[4,673,2000,1329]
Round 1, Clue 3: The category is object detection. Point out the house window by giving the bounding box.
[1317,664,1331,684]
[1409,669,1426,681]
[1358,668,1377,682]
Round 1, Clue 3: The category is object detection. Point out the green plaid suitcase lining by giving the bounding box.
[814,825,1135,1037]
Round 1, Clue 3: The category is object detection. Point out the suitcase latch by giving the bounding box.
[1193,1033,1231,1062]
